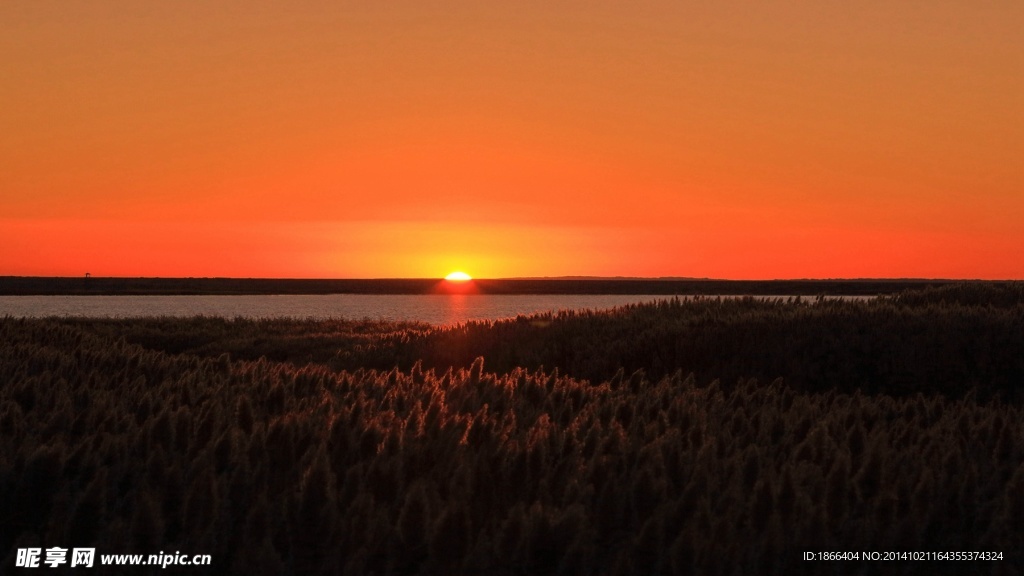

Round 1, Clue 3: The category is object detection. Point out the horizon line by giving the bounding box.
[1,275,1014,282]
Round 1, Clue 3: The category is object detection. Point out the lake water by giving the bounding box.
[0,294,870,325]
[0,294,669,325]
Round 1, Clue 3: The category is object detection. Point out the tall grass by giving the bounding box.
[64,283,1024,401]
[2,288,1023,574]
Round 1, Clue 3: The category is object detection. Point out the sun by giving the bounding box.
[445,271,472,282]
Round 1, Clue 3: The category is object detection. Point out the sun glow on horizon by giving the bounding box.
[0,3,1020,280]
[445,271,472,282]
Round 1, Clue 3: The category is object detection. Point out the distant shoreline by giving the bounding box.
[0,276,1006,296]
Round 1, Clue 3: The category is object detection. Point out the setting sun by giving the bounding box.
[1,3,1021,571]
[0,2,1020,279]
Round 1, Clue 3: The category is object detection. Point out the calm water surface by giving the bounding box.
[1,295,669,325]
[0,294,870,325]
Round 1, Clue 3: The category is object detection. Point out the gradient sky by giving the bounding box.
[2,2,1021,279]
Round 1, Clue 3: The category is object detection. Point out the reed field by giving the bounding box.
[1,284,1022,574]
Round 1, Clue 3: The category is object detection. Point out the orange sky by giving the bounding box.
[2,2,1021,279]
